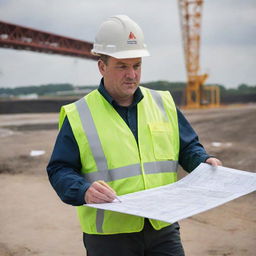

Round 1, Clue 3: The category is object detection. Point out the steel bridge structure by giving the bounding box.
[0,20,98,60]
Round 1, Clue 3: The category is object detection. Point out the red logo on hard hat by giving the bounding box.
[127,32,137,44]
[129,32,136,40]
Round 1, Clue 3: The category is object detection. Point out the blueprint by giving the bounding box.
[86,163,256,223]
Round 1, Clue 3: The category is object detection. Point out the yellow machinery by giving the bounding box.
[178,0,220,108]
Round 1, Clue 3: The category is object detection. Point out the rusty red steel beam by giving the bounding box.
[0,20,98,60]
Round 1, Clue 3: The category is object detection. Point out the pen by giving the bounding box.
[97,180,122,203]
[112,196,122,203]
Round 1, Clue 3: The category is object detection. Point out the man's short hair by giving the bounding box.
[99,54,110,65]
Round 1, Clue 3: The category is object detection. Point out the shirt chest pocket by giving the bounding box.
[148,122,174,160]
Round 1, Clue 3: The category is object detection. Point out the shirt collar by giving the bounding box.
[98,78,144,107]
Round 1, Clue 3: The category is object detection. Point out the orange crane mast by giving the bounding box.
[178,0,220,108]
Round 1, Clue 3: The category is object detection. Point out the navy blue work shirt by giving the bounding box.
[47,79,210,206]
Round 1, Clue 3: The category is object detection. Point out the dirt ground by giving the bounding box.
[0,104,255,256]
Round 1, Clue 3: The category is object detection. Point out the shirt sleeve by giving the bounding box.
[177,108,210,172]
[46,117,90,206]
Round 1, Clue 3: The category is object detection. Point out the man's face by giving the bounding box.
[98,57,142,103]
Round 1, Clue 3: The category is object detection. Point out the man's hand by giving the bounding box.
[206,157,222,167]
[85,180,117,204]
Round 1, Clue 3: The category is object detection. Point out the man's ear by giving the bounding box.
[98,60,106,76]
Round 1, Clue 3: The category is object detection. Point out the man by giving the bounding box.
[47,15,221,255]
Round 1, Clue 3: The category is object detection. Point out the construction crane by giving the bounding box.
[178,0,220,108]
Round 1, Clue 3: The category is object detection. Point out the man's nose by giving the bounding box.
[126,67,136,79]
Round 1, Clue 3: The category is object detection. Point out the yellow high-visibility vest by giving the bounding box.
[59,87,180,234]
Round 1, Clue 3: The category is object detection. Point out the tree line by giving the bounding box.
[0,81,256,97]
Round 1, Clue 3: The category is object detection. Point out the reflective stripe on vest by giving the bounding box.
[150,89,168,121]
[83,161,178,183]
[75,98,108,172]
[96,209,104,233]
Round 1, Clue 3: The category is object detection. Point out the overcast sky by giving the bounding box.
[0,0,255,88]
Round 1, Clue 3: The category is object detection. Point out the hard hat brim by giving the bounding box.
[91,49,150,59]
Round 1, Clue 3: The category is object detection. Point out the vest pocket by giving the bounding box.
[148,123,174,160]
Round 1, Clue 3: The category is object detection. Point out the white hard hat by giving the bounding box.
[91,15,150,59]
